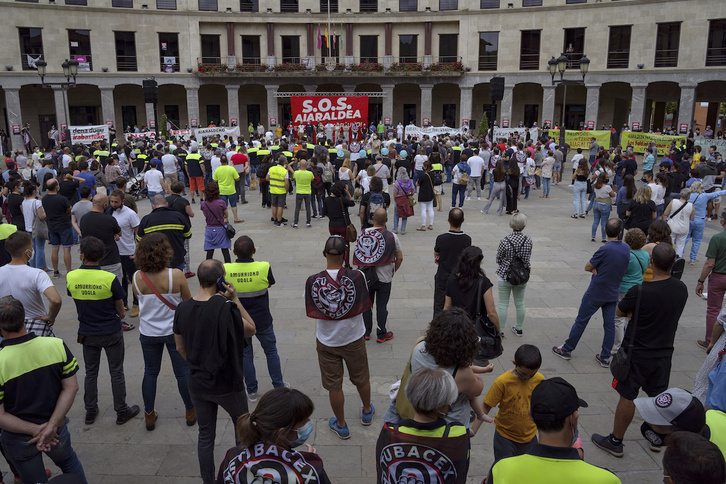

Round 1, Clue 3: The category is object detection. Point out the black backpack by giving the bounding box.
[505,238,530,285]
[431,169,443,186]
[256,163,269,180]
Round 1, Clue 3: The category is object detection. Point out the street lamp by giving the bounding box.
[547,54,589,151]
[36,59,79,145]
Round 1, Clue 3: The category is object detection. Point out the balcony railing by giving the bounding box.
[116,55,138,71]
[21,52,43,70]
[519,53,539,70]
[654,49,678,68]
[196,56,464,74]
[565,51,583,69]
[160,57,180,72]
[478,55,497,71]
[606,51,629,69]
[360,0,377,12]
[706,47,726,67]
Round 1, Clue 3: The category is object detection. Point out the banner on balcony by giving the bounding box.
[404,126,464,138]
[125,130,193,141]
[493,127,539,142]
[620,131,685,155]
[290,95,368,126]
[70,125,109,145]
[194,126,241,140]
[695,139,726,155]
[547,129,612,151]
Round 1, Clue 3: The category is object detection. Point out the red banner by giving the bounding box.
[291,95,368,126]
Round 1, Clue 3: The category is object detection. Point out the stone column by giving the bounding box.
[383,23,393,69]
[459,85,473,128]
[4,87,23,151]
[266,84,279,128]
[227,86,240,127]
[382,84,394,125]
[52,88,68,130]
[629,83,647,130]
[499,84,514,127]
[541,85,556,127]
[422,22,433,69]
[678,83,697,134]
[420,83,433,125]
[585,83,601,129]
[226,22,236,65]
[186,86,199,128]
[100,87,115,127]
[266,23,276,66]
[145,103,155,130]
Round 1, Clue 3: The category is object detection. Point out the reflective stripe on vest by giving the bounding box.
[268,165,287,194]
[224,261,270,296]
[186,153,202,162]
[67,269,116,301]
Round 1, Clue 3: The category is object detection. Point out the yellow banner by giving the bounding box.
[548,130,611,150]
[620,132,686,155]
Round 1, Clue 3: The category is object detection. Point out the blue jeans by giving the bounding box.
[592,202,611,239]
[685,219,706,262]
[147,190,162,200]
[393,205,408,232]
[656,203,664,219]
[562,296,617,358]
[573,181,588,214]
[2,425,87,484]
[242,325,284,393]
[451,183,466,207]
[139,333,194,413]
[542,177,551,196]
[30,235,47,269]
[412,169,424,187]
[445,164,453,182]
[311,192,324,217]
[220,194,237,208]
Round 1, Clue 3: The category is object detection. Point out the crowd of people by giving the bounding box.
[0,122,725,484]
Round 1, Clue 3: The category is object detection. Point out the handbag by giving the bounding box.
[586,179,594,194]
[203,201,235,239]
[474,277,503,361]
[610,285,642,381]
[138,271,177,310]
[340,198,357,243]
[31,200,49,241]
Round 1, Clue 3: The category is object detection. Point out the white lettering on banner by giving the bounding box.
[291,95,368,127]
[404,126,465,138]
[125,130,192,141]
[193,126,241,140]
[493,127,539,141]
[695,139,726,154]
[70,125,109,145]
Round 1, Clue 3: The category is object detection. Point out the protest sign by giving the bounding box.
[547,130,611,150]
[70,125,109,145]
[620,132,685,155]
[291,95,368,126]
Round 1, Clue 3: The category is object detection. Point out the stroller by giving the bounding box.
[127,173,147,200]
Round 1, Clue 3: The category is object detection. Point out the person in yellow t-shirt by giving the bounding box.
[212,155,243,223]
[472,344,545,462]
[292,160,314,228]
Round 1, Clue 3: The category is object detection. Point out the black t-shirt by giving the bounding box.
[41,194,71,233]
[626,200,657,232]
[618,278,688,358]
[446,275,493,319]
[434,231,472,280]
[359,191,391,228]
[622,159,638,177]
[58,180,79,205]
[79,211,121,265]
[7,193,24,231]
[322,195,355,228]
[417,172,435,202]
[166,194,191,223]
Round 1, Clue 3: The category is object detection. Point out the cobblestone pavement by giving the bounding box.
[22,180,718,484]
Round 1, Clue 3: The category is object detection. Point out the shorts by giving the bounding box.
[270,193,286,208]
[316,337,370,392]
[220,193,237,208]
[553,163,562,172]
[189,176,204,192]
[434,185,442,195]
[49,227,74,248]
[613,355,672,400]
[164,173,177,188]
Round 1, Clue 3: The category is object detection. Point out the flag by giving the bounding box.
[317,25,322,49]
[324,26,329,48]
[333,27,336,49]
[26,55,41,69]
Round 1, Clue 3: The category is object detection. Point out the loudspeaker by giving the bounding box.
[489,76,505,101]
[142,79,158,104]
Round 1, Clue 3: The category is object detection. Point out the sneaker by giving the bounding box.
[329,417,350,440]
[591,433,624,457]
[306,223,311,228]
[122,321,135,332]
[477,197,481,200]
[641,423,663,452]
[511,326,523,337]
[364,335,370,341]
[697,340,709,350]
[591,237,596,242]
[552,346,572,360]
[247,391,259,403]
[274,221,281,227]
[393,229,398,234]
[53,270,60,278]
[465,197,471,201]
[595,354,610,368]
[85,409,99,425]
[184,272,196,279]
[191,199,196,204]
[130,305,140,318]
[361,403,375,426]
[280,222,288,226]
[281,217,288,223]
[292,223,299,229]
[116,405,140,425]
[376,331,394,343]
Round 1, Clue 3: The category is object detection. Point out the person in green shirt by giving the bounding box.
[377,120,385,136]
[212,156,243,223]
[292,160,314,228]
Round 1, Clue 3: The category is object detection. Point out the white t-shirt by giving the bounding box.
[667,200,693,235]
[314,269,366,347]
[467,155,485,177]
[571,153,585,170]
[62,154,72,168]
[22,198,42,233]
[144,169,165,192]
[210,156,221,174]
[649,182,666,206]
[112,205,140,256]
[0,264,53,319]
[358,170,370,194]
[161,154,177,174]
[414,154,428,171]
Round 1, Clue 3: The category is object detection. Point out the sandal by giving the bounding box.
[416,227,426,231]
[427,225,433,230]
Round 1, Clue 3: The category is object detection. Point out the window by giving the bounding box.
[18,28,43,71]
[439,0,457,10]
[360,0,377,12]
[15,0,38,3]
[706,19,726,67]
[240,0,258,11]
[241,35,261,64]
[655,23,680,68]
[399,35,417,64]
[322,36,340,62]
[400,0,416,11]
[281,36,300,63]
[566,0,586,3]
[159,32,179,72]
[121,106,137,130]
[68,29,92,71]
[360,35,378,63]
[206,105,221,126]
[157,0,176,9]
[198,0,217,10]
[114,31,137,71]
[112,0,132,6]
[520,30,540,70]
[403,104,417,125]
[563,27,585,68]
[320,0,337,12]
[281,0,298,12]
[478,32,498,70]
[439,34,458,63]
[65,0,87,5]
[442,104,456,127]
[522,0,541,5]
[607,25,631,69]
[164,105,180,129]
[201,34,221,64]
[480,0,498,8]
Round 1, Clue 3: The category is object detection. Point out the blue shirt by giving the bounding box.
[585,241,631,301]
[76,172,97,198]
[689,191,726,220]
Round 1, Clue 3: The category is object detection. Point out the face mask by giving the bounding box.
[289,420,313,448]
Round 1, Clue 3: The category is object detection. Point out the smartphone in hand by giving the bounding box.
[217,276,227,293]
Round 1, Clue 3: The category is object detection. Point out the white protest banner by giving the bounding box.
[695,139,726,154]
[70,125,109,145]
[194,126,241,140]
[125,130,192,141]
[493,127,539,142]
[404,126,464,138]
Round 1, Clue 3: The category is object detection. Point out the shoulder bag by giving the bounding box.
[340,197,357,243]
[474,277,503,361]
[203,201,236,239]
[31,200,49,241]
[138,271,177,310]
[610,285,642,381]
[426,172,437,207]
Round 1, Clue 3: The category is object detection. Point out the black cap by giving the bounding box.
[531,377,588,421]
[323,235,346,256]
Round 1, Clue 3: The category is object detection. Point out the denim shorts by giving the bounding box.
[220,194,237,208]
[49,227,74,247]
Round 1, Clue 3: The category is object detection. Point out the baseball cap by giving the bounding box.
[635,388,705,433]
[323,235,347,256]
[530,377,588,421]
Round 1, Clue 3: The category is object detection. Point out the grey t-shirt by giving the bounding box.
[71,200,93,226]
[590,142,599,156]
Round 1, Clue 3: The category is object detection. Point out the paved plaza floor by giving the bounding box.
[22,180,720,484]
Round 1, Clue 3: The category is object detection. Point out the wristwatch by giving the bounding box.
[698,279,705,284]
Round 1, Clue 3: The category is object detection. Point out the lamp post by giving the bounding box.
[547,54,589,151]
[36,58,79,146]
